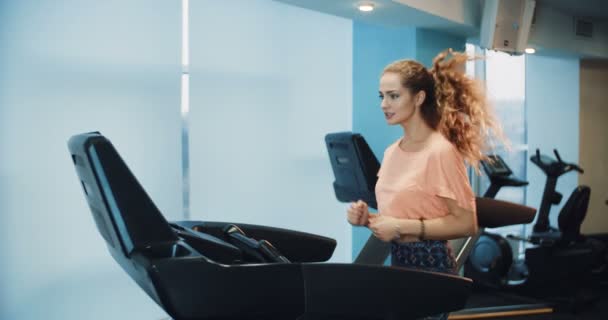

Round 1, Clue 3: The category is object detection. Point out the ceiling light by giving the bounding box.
[525,47,536,54]
[358,3,375,12]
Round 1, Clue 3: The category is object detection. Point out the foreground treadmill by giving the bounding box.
[68,132,473,320]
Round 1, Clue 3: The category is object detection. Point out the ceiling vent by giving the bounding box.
[479,0,536,55]
[574,18,593,38]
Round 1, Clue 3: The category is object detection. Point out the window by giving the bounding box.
[467,44,528,251]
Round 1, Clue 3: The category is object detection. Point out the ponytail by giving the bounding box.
[430,49,507,171]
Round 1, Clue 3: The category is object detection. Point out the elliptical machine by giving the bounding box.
[466,149,600,309]
[528,149,588,245]
[464,155,530,288]
[522,149,605,286]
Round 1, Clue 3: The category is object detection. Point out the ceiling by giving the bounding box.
[271,0,608,59]
[272,0,479,36]
[272,0,608,32]
[538,0,608,21]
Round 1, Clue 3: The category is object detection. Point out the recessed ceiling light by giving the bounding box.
[525,47,536,54]
[358,3,375,12]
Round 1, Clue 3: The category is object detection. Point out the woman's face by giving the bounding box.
[379,72,419,126]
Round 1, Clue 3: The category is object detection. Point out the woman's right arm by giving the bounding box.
[347,200,370,226]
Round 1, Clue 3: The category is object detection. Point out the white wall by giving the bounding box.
[0,1,181,319]
[188,0,353,262]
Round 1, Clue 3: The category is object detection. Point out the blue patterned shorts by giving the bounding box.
[391,240,457,320]
[390,240,457,274]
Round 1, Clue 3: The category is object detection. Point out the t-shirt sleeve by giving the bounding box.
[426,146,476,212]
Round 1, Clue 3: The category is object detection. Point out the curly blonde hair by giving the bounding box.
[383,49,506,172]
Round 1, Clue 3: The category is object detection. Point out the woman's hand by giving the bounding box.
[368,215,401,242]
[347,200,370,226]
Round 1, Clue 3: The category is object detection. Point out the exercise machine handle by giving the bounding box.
[224,224,290,263]
[259,240,291,263]
[553,149,562,163]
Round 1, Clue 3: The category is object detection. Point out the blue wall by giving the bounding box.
[416,29,466,67]
[351,23,465,260]
[353,23,416,158]
[352,23,415,260]
[525,55,580,228]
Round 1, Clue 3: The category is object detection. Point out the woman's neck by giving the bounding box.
[401,118,435,145]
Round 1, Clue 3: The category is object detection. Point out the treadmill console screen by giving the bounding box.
[481,155,512,177]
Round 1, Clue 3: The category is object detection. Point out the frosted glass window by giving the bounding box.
[0,1,181,319]
[188,0,353,262]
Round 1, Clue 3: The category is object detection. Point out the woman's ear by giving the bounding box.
[415,91,426,108]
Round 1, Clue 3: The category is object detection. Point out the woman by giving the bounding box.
[347,49,504,320]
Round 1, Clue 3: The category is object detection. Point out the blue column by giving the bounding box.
[416,29,466,67]
[352,24,465,260]
[352,22,415,260]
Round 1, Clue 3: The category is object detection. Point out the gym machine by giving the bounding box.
[68,131,473,320]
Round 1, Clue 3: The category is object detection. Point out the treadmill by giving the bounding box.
[325,132,551,319]
[68,131,473,320]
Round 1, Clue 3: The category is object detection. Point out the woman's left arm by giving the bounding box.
[369,198,477,242]
[397,197,477,240]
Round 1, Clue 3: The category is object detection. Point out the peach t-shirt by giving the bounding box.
[375,132,476,220]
